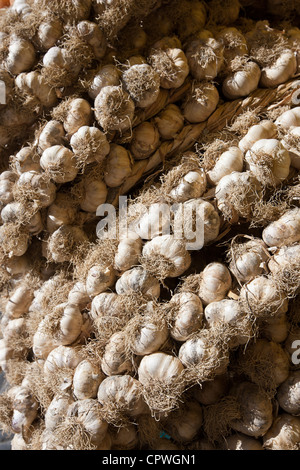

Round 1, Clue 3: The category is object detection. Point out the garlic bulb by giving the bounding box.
[193,373,229,405]
[130,121,160,160]
[16,170,57,208]
[45,393,75,432]
[43,345,83,379]
[5,35,36,75]
[275,107,300,130]
[230,381,273,437]
[222,61,261,100]
[11,386,39,434]
[186,37,224,81]
[229,237,269,283]
[262,207,300,247]
[37,120,66,153]
[133,202,171,240]
[0,223,30,258]
[198,262,232,306]
[85,263,116,297]
[176,0,206,41]
[183,81,219,123]
[73,359,104,399]
[79,177,108,214]
[142,234,192,279]
[173,199,220,249]
[110,423,139,450]
[138,352,184,385]
[77,20,106,60]
[40,145,78,183]
[281,127,300,170]
[164,400,203,443]
[47,225,88,263]
[222,433,264,450]
[90,292,121,321]
[63,98,92,136]
[101,331,133,376]
[104,144,132,188]
[13,147,41,175]
[149,47,189,89]
[15,71,58,108]
[207,146,244,185]
[239,275,289,319]
[245,138,290,187]
[168,168,207,203]
[263,414,300,450]
[46,193,78,233]
[35,16,64,51]
[215,27,248,64]
[88,64,120,100]
[277,370,300,416]
[5,283,33,320]
[260,50,297,88]
[0,171,17,205]
[154,104,184,140]
[215,170,262,223]
[204,299,252,346]
[97,375,147,418]
[239,120,277,153]
[0,339,13,372]
[115,266,160,298]
[94,85,135,133]
[68,282,91,310]
[122,63,160,108]
[70,126,110,166]
[114,232,142,272]
[169,292,203,342]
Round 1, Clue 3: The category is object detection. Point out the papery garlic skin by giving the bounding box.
[85,264,116,297]
[77,20,107,60]
[138,352,185,385]
[199,262,232,306]
[130,121,160,160]
[222,61,261,100]
[114,232,142,273]
[115,266,160,298]
[46,193,78,233]
[0,171,17,205]
[45,393,75,431]
[169,292,203,342]
[5,35,36,75]
[183,81,219,123]
[229,238,269,283]
[47,225,88,263]
[207,146,244,185]
[73,360,104,399]
[88,64,120,100]
[35,16,64,51]
[104,144,132,188]
[63,98,92,136]
[262,208,300,247]
[239,120,277,153]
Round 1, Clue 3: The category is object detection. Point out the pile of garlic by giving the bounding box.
[1,0,300,452]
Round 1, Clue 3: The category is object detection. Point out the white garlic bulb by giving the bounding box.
[183,81,219,123]
[114,232,142,272]
[73,359,104,399]
[186,37,224,81]
[149,47,189,89]
[40,145,78,183]
[122,63,160,108]
[85,264,116,297]
[115,266,160,298]
[88,64,120,100]
[239,120,277,154]
[5,35,36,75]
[199,262,232,306]
[207,146,244,185]
[101,331,133,376]
[104,144,132,188]
[37,120,66,153]
[70,126,110,166]
[169,292,203,342]
[15,71,58,108]
[94,85,135,133]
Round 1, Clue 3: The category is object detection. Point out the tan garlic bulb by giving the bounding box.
[207,146,244,186]
[193,373,229,405]
[176,0,206,41]
[101,331,133,376]
[230,381,273,438]
[215,171,262,223]
[1,202,43,235]
[222,433,264,450]
[35,16,64,51]
[79,177,108,213]
[94,85,135,133]
[115,266,160,298]
[154,104,184,140]
[222,61,261,100]
[275,107,300,130]
[110,423,139,450]
[245,138,290,187]
[13,147,41,175]
[97,375,147,418]
[85,263,116,297]
[15,71,58,108]
[77,20,106,60]
[260,50,297,88]
[138,352,185,386]
[239,275,289,319]
[149,47,189,89]
[0,223,30,258]
[104,144,132,188]
[186,37,224,81]
[40,145,78,183]
[215,27,248,64]
[129,121,160,160]
[169,292,203,342]
[229,237,269,283]
[204,299,252,347]
[260,312,289,344]
[70,126,110,166]
[165,401,203,444]
[173,199,220,249]
[168,168,207,203]
[239,120,277,154]
[47,225,88,263]
[46,193,78,233]
[198,262,232,306]
[183,81,219,123]
[277,370,300,416]
[43,345,83,381]
[90,292,122,321]
[5,35,36,75]
[114,232,142,272]
[262,208,300,247]
[37,120,66,153]
[88,64,120,100]
[178,332,229,376]
[63,98,92,136]
[5,283,34,320]
[122,63,160,108]
[11,386,39,434]
[68,282,91,310]
[0,171,17,205]
[142,234,192,279]
[45,393,75,432]
[73,359,104,399]
[263,414,300,450]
